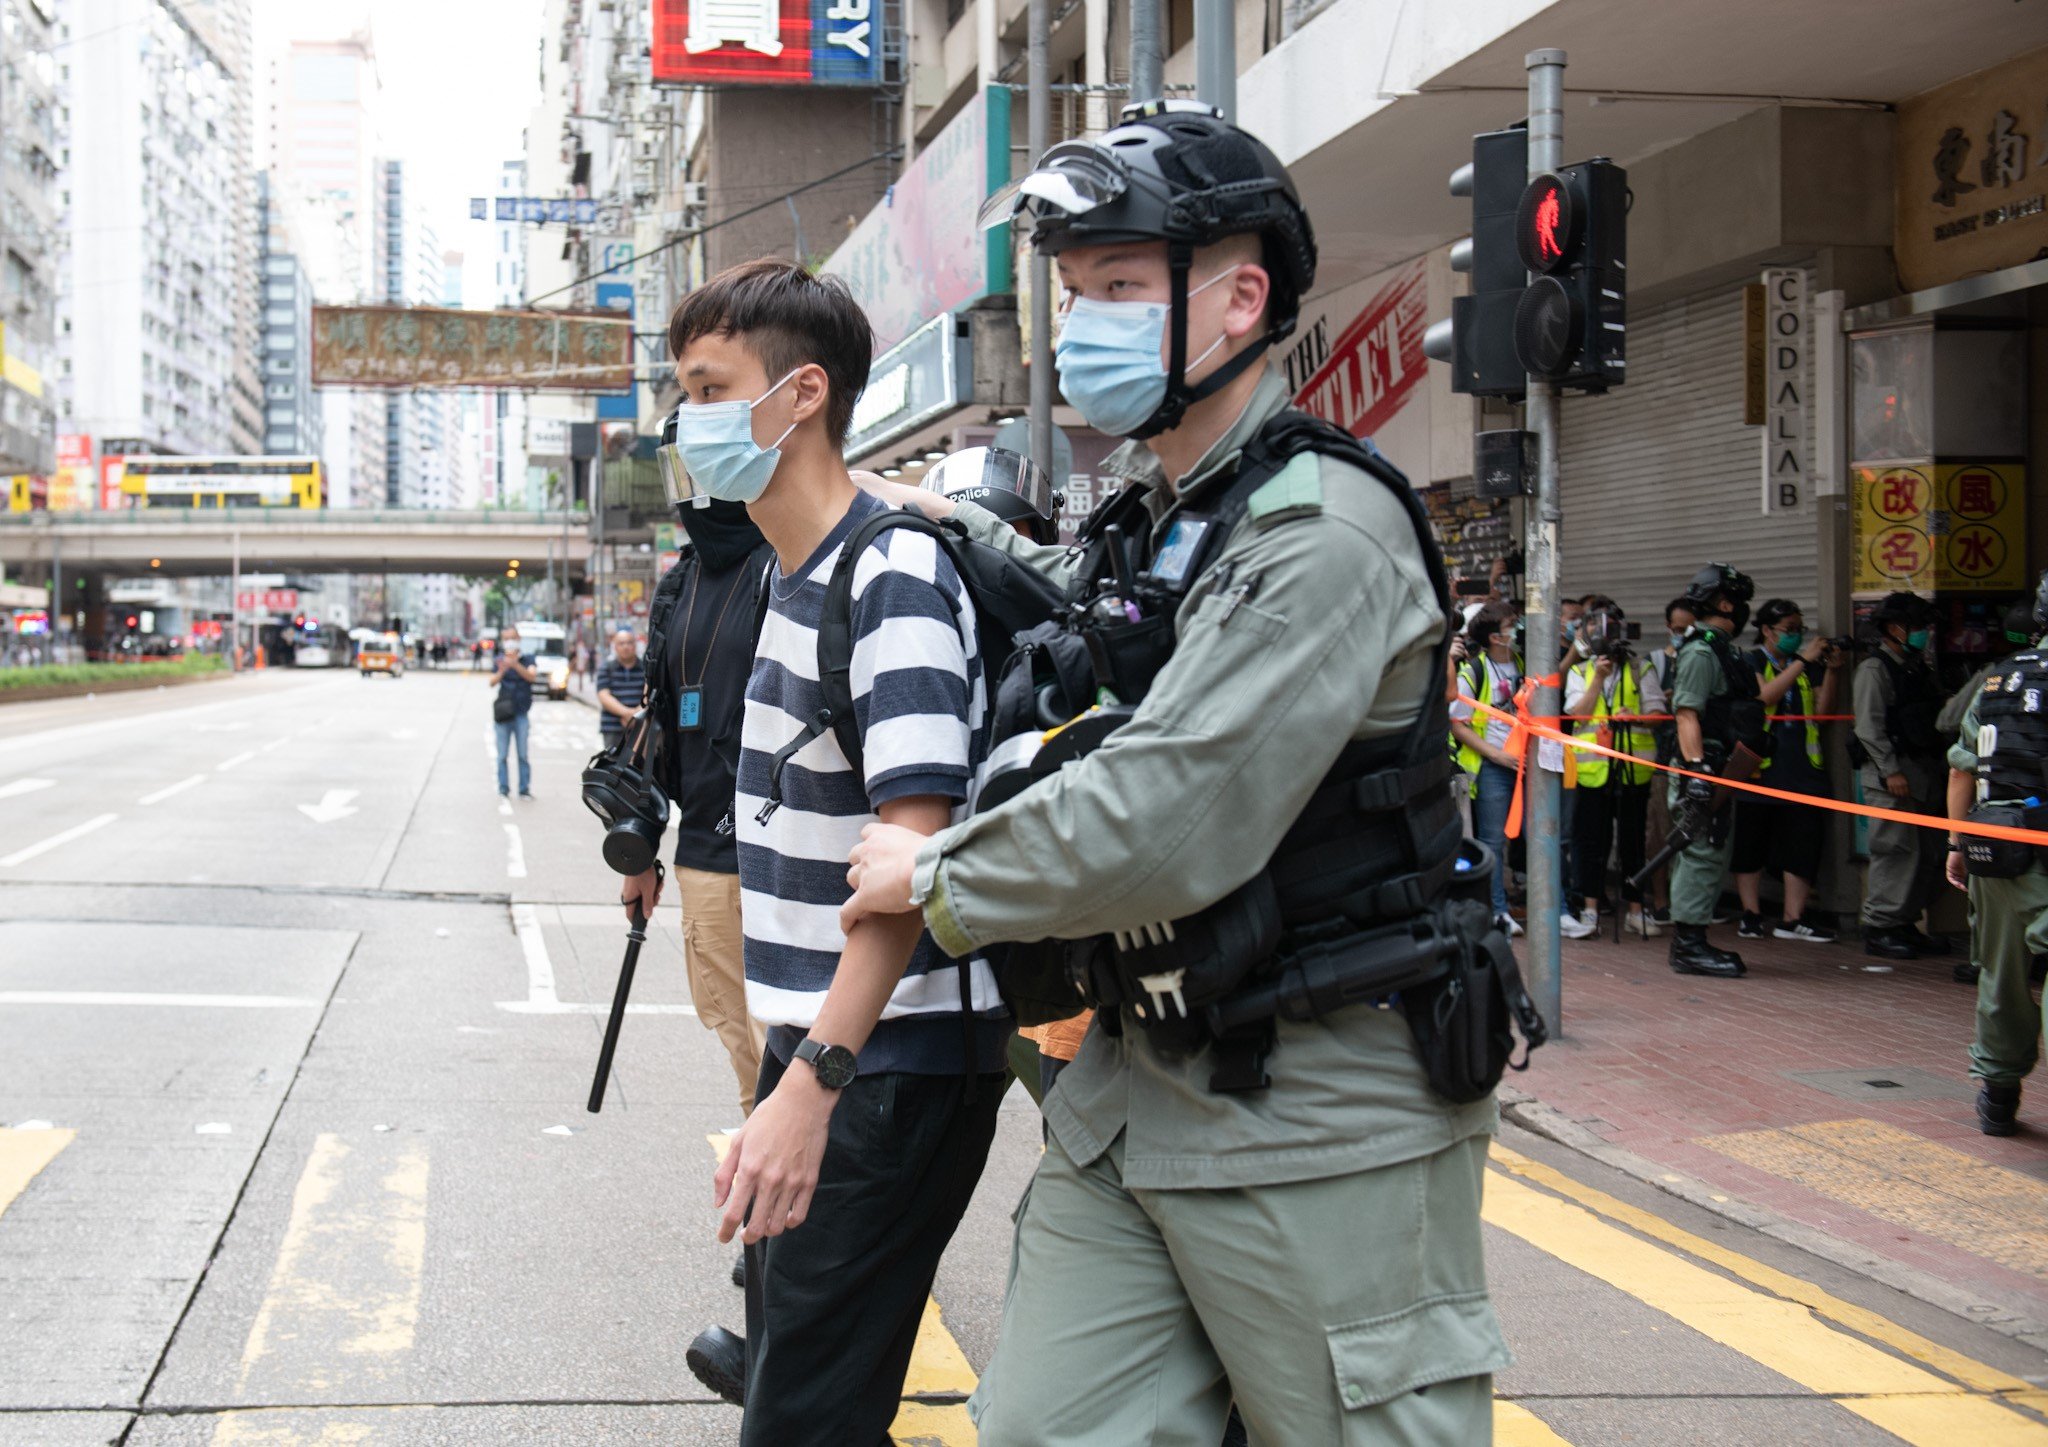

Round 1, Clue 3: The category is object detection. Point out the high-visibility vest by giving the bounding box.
[1453,651,1522,792]
[1568,659,1657,787]
[1755,651,1823,771]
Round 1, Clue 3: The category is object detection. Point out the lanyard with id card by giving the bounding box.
[672,562,749,733]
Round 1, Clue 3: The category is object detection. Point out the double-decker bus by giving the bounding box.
[114,456,323,509]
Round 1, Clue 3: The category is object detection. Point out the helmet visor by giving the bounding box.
[977,142,1130,231]
[921,445,1057,522]
[657,440,710,508]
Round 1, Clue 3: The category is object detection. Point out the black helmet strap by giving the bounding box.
[1130,240,1279,441]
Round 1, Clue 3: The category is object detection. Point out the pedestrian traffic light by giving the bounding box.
[1423,125,1528,399]
[1512,159,1627,391]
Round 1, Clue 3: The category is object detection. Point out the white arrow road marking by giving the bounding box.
[297,789,360,824]
[0,778,54,802]
[495,902,696,1016]
[1,814,117,867]
[140,775,205,806]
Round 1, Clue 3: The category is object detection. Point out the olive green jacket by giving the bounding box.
[909,367,1495,1189]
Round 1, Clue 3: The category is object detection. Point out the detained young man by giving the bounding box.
[662,258,1009,1447]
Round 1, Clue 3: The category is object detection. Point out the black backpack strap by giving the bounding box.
[758,508,972,824]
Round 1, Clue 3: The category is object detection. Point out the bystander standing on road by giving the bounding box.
[492,627,535,800]
[1731,599,1843,944]
[1452,600,1525,935]
[1855,590,1953,963]
[593,629,646,746]
[1945,570,2048,1135]
[1564,598,1663,938]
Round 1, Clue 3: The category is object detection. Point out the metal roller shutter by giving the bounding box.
[1557,276,1817,626]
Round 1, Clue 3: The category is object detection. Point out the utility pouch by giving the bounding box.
[1963,802,2039,879]
[1101,872,1284,1057]
[1399,900,1548,1105]
[986,938,1092,1027]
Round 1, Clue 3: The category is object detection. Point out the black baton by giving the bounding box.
[588,863,661,1113]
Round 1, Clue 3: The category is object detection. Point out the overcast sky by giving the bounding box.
[252,0,547,305]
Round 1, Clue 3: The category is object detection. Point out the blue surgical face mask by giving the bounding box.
[662,368,801,505]
[1053,266,1239,438]
[1668,629,1686,649]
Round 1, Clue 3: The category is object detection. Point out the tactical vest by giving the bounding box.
[1973,649,2048,803]
[984,411,1539,1096]
[1689,629,1766,757]
[1875,649,1948,761]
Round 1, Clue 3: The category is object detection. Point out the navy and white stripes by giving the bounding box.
[736,492,1004,1069]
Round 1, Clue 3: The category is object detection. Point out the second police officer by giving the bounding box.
[844,101,1538,1443]
[1945,570,2048,1136]
[1854,590,1955,961]
[1665,563,1767,978]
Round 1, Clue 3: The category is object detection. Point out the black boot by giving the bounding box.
[1669,924,1746,978]
[1953,961,1982,985]
[1977,1082,2022,1137]
[1903,925,1952,957]
[1863,926,1919,960]
[687,1326,747,1406]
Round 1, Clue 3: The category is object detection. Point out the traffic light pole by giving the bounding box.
[1523,46,1567,1033]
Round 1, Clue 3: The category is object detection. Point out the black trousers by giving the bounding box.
[1571,779,1650,904]
[741,1051,1006,1447]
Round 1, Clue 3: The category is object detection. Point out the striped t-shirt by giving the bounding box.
[736,491,1009,1076]
[594,656,645,735]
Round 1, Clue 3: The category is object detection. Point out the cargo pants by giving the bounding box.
[1666,777,1735,927]
[1860,771,1948,932]
[1968,863,2048,1088]
[968,1132,1507,1446]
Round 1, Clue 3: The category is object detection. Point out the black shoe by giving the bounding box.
[1737,911,1766,939]
[731,1252,747,1290]
[1954,961,1983,985]
[1221,1407,1249,1447]
[687,1326,746,1406]
[2032,955,2047,986]
[1863,926,1919,960]
[1978,1082,2022,1137]
[1670,924,1746,978]
[1903,926,1952,957]
[519,790,535,800]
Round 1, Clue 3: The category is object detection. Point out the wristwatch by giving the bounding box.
[792,1037,858,1089]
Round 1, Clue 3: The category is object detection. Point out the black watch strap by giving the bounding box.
[793,1036,857,1089]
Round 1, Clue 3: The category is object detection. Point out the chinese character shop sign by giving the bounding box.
[1851,462,2026,594]
[650,0,881,86]
[1896,48,2048,289]
[309,306,632,392]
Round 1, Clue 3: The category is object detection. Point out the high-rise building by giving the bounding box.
[0,0,59,478]
[56,0,244,458]
[182,0,263,455]
[255,173,322,458]
[266,29,385,509]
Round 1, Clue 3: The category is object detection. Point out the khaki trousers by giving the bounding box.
[969,1132,1506,1446]
[676,865,766,1116]
[1968,863,2048,1088]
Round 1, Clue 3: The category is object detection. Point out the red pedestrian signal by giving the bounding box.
[1517,174,1573,273]
[1511,159,1626,390]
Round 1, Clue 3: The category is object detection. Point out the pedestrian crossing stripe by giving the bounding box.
[1484,1149,2048,1445]
[0,1125,72,1217]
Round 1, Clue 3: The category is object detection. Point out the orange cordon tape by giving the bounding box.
[1454,689,2048,850]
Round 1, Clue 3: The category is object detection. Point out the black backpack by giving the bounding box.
[757,507,1066,818]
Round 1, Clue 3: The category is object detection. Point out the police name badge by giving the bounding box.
[677,685,705,731]
[1148,518,1210,586]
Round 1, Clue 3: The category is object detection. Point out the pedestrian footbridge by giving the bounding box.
[0,509,594,578]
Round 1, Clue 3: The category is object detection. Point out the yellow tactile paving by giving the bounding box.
[1701,1118,2048,1283]
[0,1124,72,1217]
[1495,1399,1574,1445]
[1482,1164,2048,1445]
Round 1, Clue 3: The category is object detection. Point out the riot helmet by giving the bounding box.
[920,446,1062,545]
[1873,590,1935,633]
[1682,562,1755,637]
[2033,568,2048,633]
[982,98,1317,438]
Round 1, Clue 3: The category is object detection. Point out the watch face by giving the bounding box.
[814,1044,858,1090]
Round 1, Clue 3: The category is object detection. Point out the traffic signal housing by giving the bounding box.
[1423,125,1528,399]
[1513,159,1627,391]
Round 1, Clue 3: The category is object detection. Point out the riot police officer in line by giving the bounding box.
[1665,563,1767,978]
[1944,570,2048,1135]
[1854,590,1955,962]
[846,102,1518,1441]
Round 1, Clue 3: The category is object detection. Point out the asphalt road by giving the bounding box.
[1,668,2044,1445]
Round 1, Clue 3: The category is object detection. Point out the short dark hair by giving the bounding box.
[1664,596,1695,625]
[1581,594,1619,616]
[667,259,873,443]
[1753,597,1801,639]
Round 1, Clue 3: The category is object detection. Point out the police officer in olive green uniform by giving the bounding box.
[1945,570,2048,1136]
[1856,590,1954,961]
[843,102,1523,1444]
[1665,564,1765,978]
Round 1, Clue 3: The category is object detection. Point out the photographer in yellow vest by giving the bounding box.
[1563,598,1665,938]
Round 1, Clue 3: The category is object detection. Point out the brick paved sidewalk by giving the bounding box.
[1513,919,2048,1343]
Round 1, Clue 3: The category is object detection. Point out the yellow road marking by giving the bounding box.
[0,1125,73,1216]
[1494,1399,1573,1445]
[1491,1142,2035,1396]
[1483,1167,2048,1444]
[234,1133,430,1401]
[1702,1118,2048,1284]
